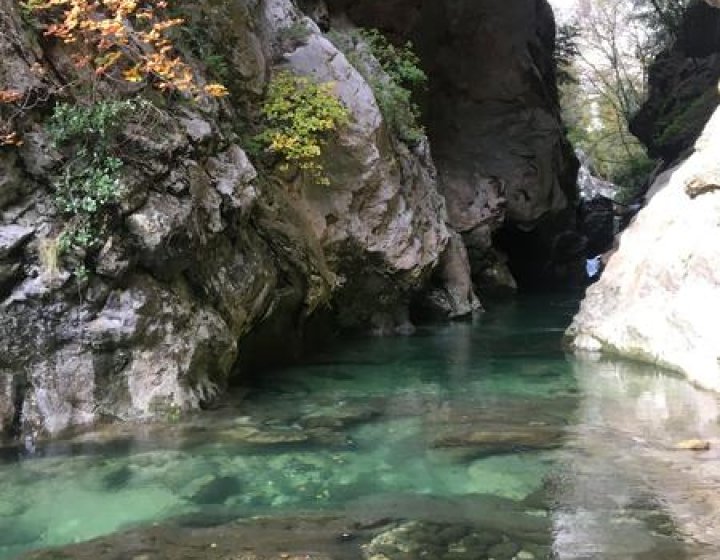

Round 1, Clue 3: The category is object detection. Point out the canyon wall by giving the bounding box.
[0,0,577,437]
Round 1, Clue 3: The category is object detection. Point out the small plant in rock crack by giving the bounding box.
[328,28,427,144]
[276,19,312,51]
[48,98,146,275]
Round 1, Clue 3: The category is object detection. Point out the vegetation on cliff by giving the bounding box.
[256,71,349,185]
[329,28,427,144]
[0,0,239,279]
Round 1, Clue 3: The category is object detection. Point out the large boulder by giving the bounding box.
[264,8,452,330]
[568,107,720,390]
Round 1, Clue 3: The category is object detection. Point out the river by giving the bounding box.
[3,296,720,559]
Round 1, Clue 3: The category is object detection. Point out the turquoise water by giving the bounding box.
[3,296,720,559]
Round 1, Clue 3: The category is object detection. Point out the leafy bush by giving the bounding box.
[611,153,656,204]
[277,20,312,45]
[329,28,427,144]
[49,99,142,268]
[654,90,720,149]
[48,100,136,147]
[257,71,349,185]
[361,29,427,88]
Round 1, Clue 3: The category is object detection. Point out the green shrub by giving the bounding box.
[329,28,427,144]
[257,71,349,185]
[654,90,720,148]
[48,100,136,146]
[611,153,656,204]
[48,99,142,269]
[278,20,312,45]
[360,29,427,89]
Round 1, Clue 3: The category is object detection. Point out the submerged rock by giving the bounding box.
[674,439,711,451]
[189,475,244,505]
[428,424,564,455]
[20,515,372,560]
[423,399,570,458]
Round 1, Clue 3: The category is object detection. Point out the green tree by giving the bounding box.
[556,0,696,199]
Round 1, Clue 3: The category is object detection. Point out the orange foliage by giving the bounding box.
[0,90,24,104]
[26,0,229,98]
[0,130,23,146]
[0,91,25,146]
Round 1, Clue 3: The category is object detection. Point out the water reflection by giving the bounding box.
[553,354,720,559]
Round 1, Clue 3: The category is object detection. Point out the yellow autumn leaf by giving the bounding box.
[122,65,143,83]
[204,83,229,98]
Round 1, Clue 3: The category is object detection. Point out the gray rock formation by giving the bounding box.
[329,0,581,291]
[568,106,720,390]
[0,0,575,437]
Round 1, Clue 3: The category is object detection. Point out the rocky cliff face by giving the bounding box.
[569,0,720,390]
[0,0,576,438]
[0,0,452,438]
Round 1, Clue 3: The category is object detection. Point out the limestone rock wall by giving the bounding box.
[569,0,720,390]
[0,0,450,437]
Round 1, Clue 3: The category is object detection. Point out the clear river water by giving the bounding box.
[3,296,720,559]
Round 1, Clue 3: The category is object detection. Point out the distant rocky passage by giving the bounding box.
[327,0,583,292]
[568,106,720,390]
[0,0,577,438]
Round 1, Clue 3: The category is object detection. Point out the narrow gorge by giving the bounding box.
[1,0,720,558]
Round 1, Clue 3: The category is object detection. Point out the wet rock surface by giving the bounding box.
[578,196,615,258]
[19,511,552,560]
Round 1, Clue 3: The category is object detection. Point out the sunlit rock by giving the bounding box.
[569,107,720,391]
